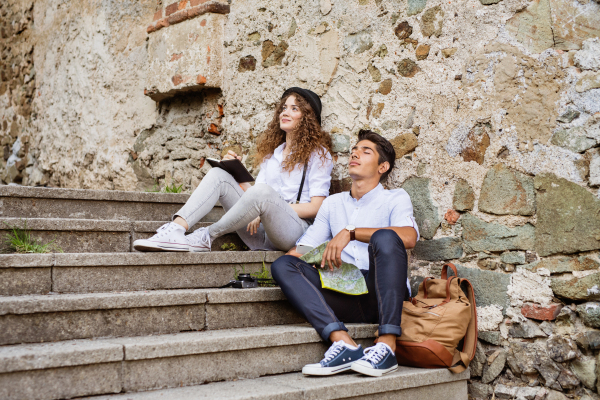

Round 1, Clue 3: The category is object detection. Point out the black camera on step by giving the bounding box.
[221,273,259,289]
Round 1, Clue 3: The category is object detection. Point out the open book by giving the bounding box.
[206,158,255,183]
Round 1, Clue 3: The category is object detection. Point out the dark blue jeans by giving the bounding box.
[271,229,409,341]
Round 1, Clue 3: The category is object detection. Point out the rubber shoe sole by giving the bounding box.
[302,363,353,376]
[350,361,398,377]
[188,245,211,252]
[133,239,189,252]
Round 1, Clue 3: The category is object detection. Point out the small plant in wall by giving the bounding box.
[2,220,63,254]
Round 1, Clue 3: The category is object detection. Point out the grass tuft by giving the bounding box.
[2,221,63,254]
[162,183,184,193]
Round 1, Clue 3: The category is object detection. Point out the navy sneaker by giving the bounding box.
[351,342,398,377]
[302,341,365,376]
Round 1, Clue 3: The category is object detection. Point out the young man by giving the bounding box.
[271,130,419,377]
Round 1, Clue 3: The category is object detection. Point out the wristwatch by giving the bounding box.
[345,224,356,241]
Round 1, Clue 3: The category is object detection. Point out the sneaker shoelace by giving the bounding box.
[154,223,176,238]
[362,343,389,365]
[321,341,345,364]
[187,227,211,247]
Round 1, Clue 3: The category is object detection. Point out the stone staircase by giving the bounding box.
[0,186,469,400]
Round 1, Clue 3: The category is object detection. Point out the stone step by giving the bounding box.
[0,185,225,222]
[83,368,469,400]
[0,251,284,296]
[0,217,244,253]
[0,288,303,345]
[0,324,380,400]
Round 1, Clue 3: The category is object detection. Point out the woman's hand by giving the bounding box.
[246,216,261,235]
[223,150,241,161]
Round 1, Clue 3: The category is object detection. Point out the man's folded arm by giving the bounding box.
[353,227,418,249]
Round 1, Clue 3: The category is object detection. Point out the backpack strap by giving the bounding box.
[441,263,458,279]
[448,278,478,373]
[295,162,309,204]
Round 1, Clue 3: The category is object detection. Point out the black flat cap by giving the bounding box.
[281,87,322,125]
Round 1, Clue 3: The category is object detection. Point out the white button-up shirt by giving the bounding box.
[256,143,333,203]
[297,183,420,270]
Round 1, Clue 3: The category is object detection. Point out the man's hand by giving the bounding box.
[321,229,351,271]
[286,246,303,258]
[246,216,261,235]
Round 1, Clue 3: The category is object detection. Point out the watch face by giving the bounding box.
[346,225,356,231]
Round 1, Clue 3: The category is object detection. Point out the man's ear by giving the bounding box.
[378,161,390,176]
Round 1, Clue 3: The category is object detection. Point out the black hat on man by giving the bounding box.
[281,87,322,125]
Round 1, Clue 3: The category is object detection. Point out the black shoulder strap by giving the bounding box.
[295,162,309,204]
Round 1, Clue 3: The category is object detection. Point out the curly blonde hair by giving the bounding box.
[254,93,332,171]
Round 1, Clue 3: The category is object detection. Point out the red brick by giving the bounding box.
[218,104,224,117]
[188,2,230,19]
[199,157,206,168]
[167,10,188,25]
[153,10,163,21]
[147,24,157,34]
[165,2,179,15]
[444,209,460,225]
[208,123,220,135]
[521,303,562,321]
[190,0,208,6]
[178,1,188,10]
[170,53,183,62]
[200,19,207,27]
[172,75,184,86]
[196,75,207,85]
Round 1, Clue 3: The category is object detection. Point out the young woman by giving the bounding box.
[133,87,333,252]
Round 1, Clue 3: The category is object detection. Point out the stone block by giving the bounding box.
[401,177,440,240]
[525,256,599,274]
[551,127,596,153]
[415,44,430,60]
[589,147,600,187]
[570,356,597,390]
[535,173,600,256]
[331,134,350,153]
[469,381,493,399]
[419,6,444,37]
[412,237,463,261]
[479,163,535,216]
[453,179,475,211]
[482,349,506,383]
[407,0,427,16]
[444,209,460,224]
[145,14,226,101]
[0,267,51,296]
[549,0,600,51]
[478,331,502,345]
[0,363,122,400]
[500,251,526,265]
[456,265,510,313]
[574,38,600,71]
[556,108,580,123]
[521,303,562,321]
[576,302,600,328]
[460,213,535,253]
[546,335,578,362]
[390,133,418,158]
[551,272,600,301]
[509,320,547,338]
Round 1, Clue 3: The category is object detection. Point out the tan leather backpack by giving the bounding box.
[389,263,478,373]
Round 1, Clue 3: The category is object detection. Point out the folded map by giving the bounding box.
[299,242,368,295]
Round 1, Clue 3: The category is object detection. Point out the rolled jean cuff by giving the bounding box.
[321,322,347,342]
[378,324,402,337]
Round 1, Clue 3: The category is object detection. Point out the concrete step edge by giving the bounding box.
[0,250,284,268]
[0,324,378,373]
[0,217,213,232]
[0,186,194,204]
[0,287,287,315]
[81,369,470,400]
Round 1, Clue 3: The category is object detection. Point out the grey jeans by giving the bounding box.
[175,168,310,251]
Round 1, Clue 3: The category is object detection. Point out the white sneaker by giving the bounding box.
[187,227,212,252]
[133,222,189,252]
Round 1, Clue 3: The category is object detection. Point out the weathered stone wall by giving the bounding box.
[2,0,600,398]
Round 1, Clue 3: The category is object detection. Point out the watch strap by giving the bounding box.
[349,229,355,241]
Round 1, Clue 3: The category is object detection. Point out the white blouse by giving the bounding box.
[255,143,334,203]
